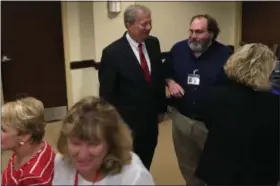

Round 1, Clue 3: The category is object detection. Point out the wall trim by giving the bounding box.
[69,52,171,70]
[70,59,100,70]
[234,2,242,49]
[61,2,74,108]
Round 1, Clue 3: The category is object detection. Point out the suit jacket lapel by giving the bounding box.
[121,34,147,81]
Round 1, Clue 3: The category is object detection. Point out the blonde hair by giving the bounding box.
[224,43,277,90]
[1,97,46,143]
[57,96,133,175]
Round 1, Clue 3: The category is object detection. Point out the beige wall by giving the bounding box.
[142,2,241,51]
[63,2,242,106]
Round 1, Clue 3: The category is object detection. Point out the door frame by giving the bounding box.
[61,2,73,108]
[0,2,74,109]
[234,2,242,50]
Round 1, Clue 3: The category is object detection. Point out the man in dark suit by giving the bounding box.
[98,4,166,170]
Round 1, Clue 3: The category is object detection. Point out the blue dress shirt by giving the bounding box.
[165,40,232,121]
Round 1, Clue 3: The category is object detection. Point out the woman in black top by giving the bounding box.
[196,43,279,185]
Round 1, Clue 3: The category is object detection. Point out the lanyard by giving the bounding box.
[74,170,101,186]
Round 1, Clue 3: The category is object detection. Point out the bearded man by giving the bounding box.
[164,14,232,186]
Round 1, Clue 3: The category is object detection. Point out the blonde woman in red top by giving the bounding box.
[1,97,55,186]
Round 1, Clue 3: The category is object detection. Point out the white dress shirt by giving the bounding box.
[52,152,155,185]
[126,33,151,73]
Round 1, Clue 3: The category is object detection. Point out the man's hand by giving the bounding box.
[166,79,185,98]
[158,114,165,123]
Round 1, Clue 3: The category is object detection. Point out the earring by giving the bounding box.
[19,141,24,145]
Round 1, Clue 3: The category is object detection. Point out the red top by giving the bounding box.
[1,141,55,186]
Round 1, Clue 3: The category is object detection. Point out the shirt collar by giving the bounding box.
[126,32,144,48]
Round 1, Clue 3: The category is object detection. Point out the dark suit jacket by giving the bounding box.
[196,81,279,185]
[98,33,166,133]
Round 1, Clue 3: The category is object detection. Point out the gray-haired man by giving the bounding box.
[99,4,166,170]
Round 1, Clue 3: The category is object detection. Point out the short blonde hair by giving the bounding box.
[1,97,46,143]
[224,43,277,90]
[57,96,133,175]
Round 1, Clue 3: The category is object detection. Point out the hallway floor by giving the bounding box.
[1,119,185,185]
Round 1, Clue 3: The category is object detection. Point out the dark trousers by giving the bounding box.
[133,125,158,170]
[120,109,158,170]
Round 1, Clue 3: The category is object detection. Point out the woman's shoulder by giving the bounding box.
[116,152,155,185]
[54,153,63,163]
[22,141,55,174]
[52,153,74,184]
[122,152,148,171]
[54,153,71,171]
[14,142,55,186]
[207,82,253,104]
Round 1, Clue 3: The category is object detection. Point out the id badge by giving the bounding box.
[187,69,200,85]
[187,74,200,85]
